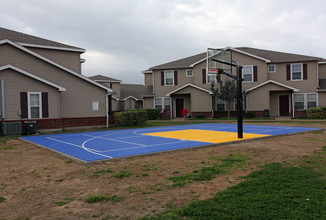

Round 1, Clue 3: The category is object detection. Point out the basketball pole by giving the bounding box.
[210,58,243,139]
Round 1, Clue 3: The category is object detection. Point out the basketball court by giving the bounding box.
[21,123,321,163]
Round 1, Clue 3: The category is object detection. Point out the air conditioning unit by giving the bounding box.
[2,122,22,136]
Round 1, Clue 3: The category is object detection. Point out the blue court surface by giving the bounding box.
[21,123,321,163]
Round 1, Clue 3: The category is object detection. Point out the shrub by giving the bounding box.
[196,114,205,119]
[114,110,148,126]
[307,107,326,119]
[145,108,160,120]
[244,112,255,118]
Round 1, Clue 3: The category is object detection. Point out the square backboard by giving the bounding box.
[207,48,232,74]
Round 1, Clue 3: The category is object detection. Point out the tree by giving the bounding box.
[211,75,237,118]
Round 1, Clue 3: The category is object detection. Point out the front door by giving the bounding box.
[176,98,184,117]
[279,95,289,116]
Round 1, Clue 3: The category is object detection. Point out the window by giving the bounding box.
[207,74,216,84]
[307,94,317,108]
[165,70,174,86]
[294,93,317,110]
[186,69,193,77]
[291,64,302,80]
[216,98,225,111]
[268,65,276,73]
[243,66,253,82]
[28,92,42,119]
[155,97,171,112]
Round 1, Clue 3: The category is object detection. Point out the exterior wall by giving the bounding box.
[0,69,60,120]
[319,64,326,79]
[144,73,153,87]
[149,49,321,118]
[232,51,268,92]
[267,61,318,93]
[28,47,82,73]
[0,43,107,118]
[111,82,121,99]
[246,83,290,112]
[318,92,326,107]
[143,97,154,109]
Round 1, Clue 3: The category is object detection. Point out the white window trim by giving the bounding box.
[291,63,303,81]
[164,70,174,86]
[207,73,216,84]
[215,97,226,111]
[27,92,42,119]
[186,69,193,77]
[268,64,276,73]
[293,93,318,110]
[243,65,253,83]
[154,97,171,112]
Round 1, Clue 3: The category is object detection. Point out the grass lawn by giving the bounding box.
[142,146,326,219]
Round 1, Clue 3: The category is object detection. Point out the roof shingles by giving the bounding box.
[149,47,322,70]
[0,27,84,51]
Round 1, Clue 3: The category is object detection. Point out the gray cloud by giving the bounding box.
[1,0,326,83]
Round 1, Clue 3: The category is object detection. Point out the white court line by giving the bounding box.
[82,134,147,147]
[99,139,190,153]
[46,136,112,158]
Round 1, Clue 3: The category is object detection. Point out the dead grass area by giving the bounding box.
[0,122,325,219]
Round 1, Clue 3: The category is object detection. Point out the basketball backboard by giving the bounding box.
[207,48,232,74]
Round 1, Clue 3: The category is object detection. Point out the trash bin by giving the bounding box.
[25,121,37,134]
[263,109,270,117]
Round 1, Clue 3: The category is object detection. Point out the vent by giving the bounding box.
[2,122,22,136]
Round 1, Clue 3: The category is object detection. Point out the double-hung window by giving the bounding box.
[291,64,302,80]
[28,92,42,119]
[293,93,317,110]
[155,97,171,112]
[207,74,216,84]
[165,70,174,86]
[216,98,225,111]
[243,66,253,82]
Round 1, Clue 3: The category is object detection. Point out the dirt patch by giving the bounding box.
[0,122,325,219]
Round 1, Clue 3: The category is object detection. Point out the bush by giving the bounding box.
[196,114,205,119]
[144,108,160,120]
[307,107,326,119]
[114,110,148,126]
[244,112,255,118]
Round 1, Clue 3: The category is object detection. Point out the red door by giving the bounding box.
[279,95,289,116]
[176,98,184,117]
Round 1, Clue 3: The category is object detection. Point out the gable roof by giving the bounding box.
[0,27,85,52]
[148,47,322,70]
[120,84,145,100]
[166,83,213,96]
[0,64,66,91]
[0,39,111,93]
[245,80,300,93]
[89,75,122,83]
[235,47,321,63]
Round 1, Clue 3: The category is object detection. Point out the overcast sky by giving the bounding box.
[1,0,326,84]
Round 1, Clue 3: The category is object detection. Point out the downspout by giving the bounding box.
[170,95,172,119]
[106,93,109,128]
[1,79,5,121]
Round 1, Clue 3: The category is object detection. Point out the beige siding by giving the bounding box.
[144,73,153,86]
[0,43,107,118]
[111,82,121,99]
[268,61,318,93]
[318,93,326,107]
[143,97,154,109]
[246,83,290,112]
[28,47,82,73]
[0,69,59,120]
